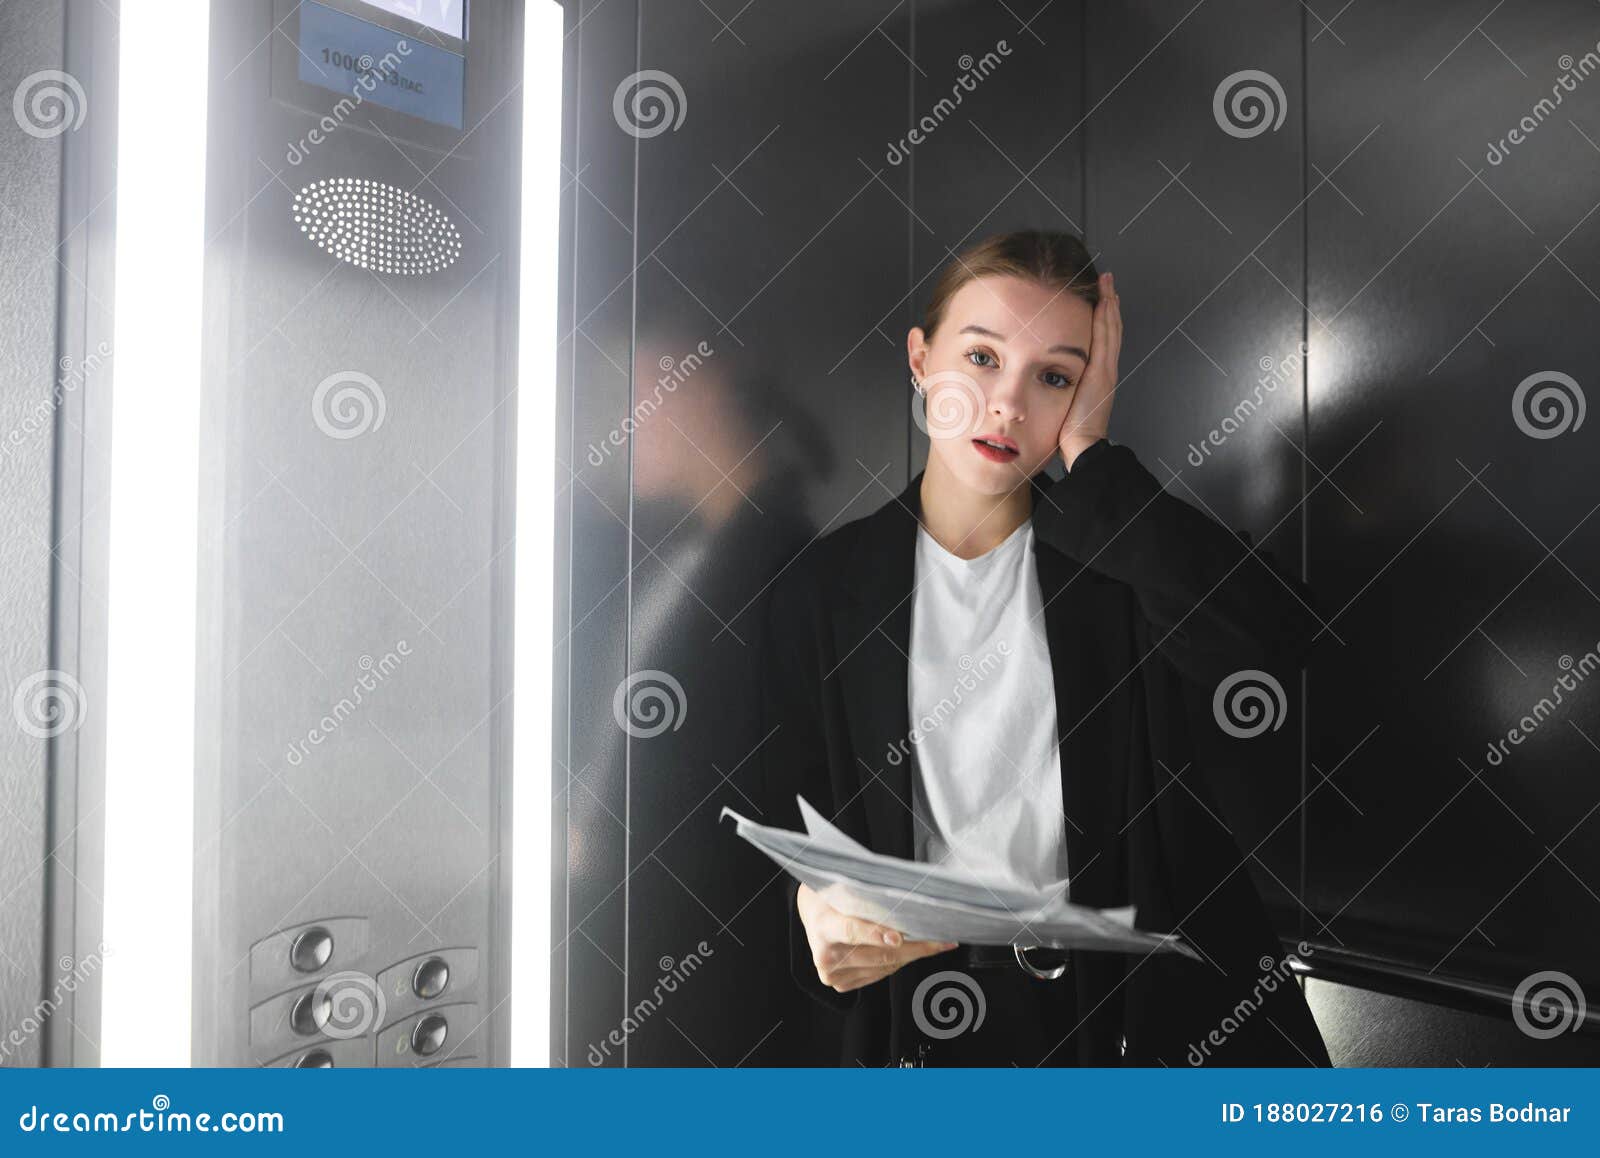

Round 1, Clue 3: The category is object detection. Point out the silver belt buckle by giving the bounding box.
[1013,944,1069,980]
[897,1042,929,1067]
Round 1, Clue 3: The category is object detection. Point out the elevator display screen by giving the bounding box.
[356,0,466,40]
[299,1,464,129]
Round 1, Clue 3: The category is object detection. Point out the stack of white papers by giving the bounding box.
[721,796,1198,960]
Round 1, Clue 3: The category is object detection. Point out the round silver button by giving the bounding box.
[290,927,333,973]
[290,989,332,1035]
[411,1013,448,1057]
[412,956,450,1000]
[295,1049,334,1068]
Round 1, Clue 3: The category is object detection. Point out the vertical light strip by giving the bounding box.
[100,0,209,1066]
[511,0,564,1067]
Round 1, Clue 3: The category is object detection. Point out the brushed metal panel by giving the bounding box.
[193,0,523,1065]
[0,0,117,1069]
[0,0,65,1069]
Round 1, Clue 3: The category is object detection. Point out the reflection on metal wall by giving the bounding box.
[1303,0,1599,1024]
[560,0,1600,1063]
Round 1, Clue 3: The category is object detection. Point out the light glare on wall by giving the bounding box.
[511,0,564,1069]
[100,0,210,1066]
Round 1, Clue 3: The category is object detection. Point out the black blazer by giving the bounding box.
[759,437,1333,1067]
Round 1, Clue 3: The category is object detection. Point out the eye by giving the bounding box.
[964,347,997,369]
[1042,370,1075,389]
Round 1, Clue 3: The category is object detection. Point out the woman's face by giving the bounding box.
[908,273,1094,495]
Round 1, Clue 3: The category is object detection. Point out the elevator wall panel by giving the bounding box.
[555,0,640,1069]
[1305,0,1600,1017]
[0,0,117,1068]
[622,0,914,1067]
[0,0,66,1069]
[1082,0,1312,939]
[550,0,1600,1062]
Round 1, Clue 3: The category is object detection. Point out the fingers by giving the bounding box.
[827,911,957,959]
[821,907,906,949]
[909,937,959,960]
[815,935,956,972]
[816,940,903,970]
[816,939,961,992]
[1101,272,1121,358]
[796,888,962,991]
[1093,273,1119,361]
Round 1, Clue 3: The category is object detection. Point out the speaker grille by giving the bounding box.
[292,177,463,276]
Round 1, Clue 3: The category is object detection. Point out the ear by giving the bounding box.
[906,326,928,380]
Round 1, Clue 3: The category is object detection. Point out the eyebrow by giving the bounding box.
[958,324,1087,363]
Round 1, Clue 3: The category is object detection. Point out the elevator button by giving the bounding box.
[290,990,331,1036]
[411,1014,448,1057]
[290,927,333,973]
[295,1049,334,1068]
[412,957,450,999]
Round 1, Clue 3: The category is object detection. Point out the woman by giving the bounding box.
[760,229,1332,1067]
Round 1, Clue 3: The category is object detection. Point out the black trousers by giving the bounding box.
[899,948,1081,1067]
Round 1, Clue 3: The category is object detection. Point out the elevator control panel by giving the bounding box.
[248,918,485,1067]
[195,0,520,1066]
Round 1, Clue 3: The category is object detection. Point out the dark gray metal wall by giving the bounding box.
[0,0,117,1069]
[557,0,1600,1065]
[1298,0,1600,1063]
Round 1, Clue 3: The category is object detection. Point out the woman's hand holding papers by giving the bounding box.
[796,883,958,993]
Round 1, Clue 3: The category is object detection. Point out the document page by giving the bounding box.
[722,798,1198,959]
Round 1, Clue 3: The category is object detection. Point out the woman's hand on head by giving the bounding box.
[795,882,957,993]
[1058,271,1121,470]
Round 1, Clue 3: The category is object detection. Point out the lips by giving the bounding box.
[971,434,1019,461]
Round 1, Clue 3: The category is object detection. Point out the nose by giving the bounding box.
[987,372,1026,425]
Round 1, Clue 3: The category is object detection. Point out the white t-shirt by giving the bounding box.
[907,515,1068,891]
